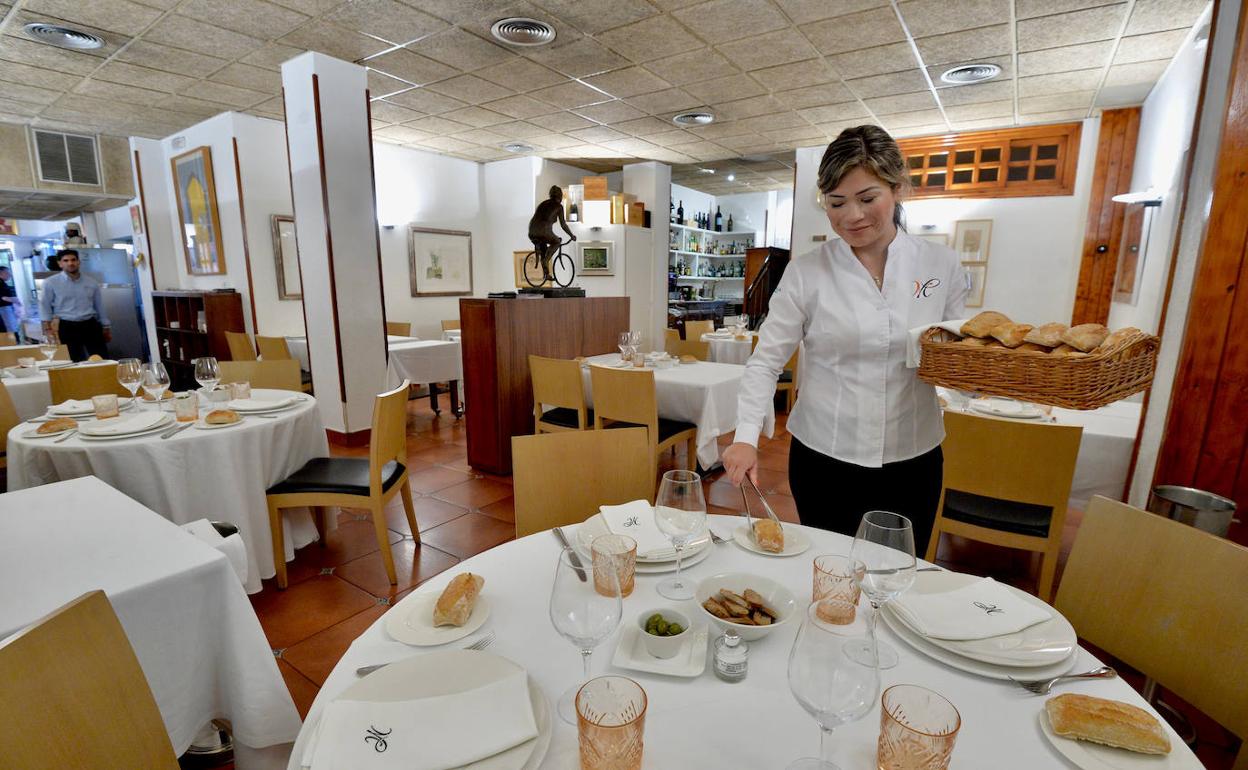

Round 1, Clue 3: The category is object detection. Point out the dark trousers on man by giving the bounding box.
[57,318,108,362]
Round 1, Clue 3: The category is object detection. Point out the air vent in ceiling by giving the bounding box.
[673,111,714,126]
[33,130,101,186]
[503,142,535,153]
[940,63,1001,85]
[22,22,104,50]
[491,18,556,46]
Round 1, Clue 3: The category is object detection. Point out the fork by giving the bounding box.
[354,631,496,677]
[53,428,78,443]
[709,530,728,545]
[1009,665,1117,694]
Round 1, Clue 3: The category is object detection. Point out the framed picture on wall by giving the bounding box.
[963,262,987,308]
[514,249,543,288]
[953,219,992,262]
[409,227,473,296]
[577,241,614,275]
[170,146,226,275]
[270,215,301,300]
[913,232,948,246]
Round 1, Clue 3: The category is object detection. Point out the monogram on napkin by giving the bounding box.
[599,500,673,558]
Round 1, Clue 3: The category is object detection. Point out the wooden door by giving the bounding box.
[1071,107,1141,326]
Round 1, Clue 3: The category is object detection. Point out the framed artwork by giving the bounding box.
[409,226,473,296]
[270,215,301,300]
[963,262,987,308]
[953,219,992,262]
[514,249,543,288]
[914,232,948,246]
[170,146,226,275]
[577,240,614,275]
[0,218,16,236]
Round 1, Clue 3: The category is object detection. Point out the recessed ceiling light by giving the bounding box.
[726,173,735,181]
[503,142,535,153]
[940,63,1001,85]
[697,168,715,174]
[491,18,556,46]
[22,22,104,50]
[673,111,714,126]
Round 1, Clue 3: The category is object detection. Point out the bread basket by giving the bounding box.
[917,327,1160,410]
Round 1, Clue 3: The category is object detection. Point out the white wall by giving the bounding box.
[717,191,768,247]
[671,183,714,225]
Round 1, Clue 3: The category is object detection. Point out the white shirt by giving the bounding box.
[735,232,967,468]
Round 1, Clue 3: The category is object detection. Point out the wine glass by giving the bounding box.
[549,547,622,725]
[141,362,170,409]
[653,469,707,600]
[38,342,57,363]
[117,358,142,405]
[193,356,220,394]
[847,511,916,669]
[787,602,880,770]
[617,332,631,364]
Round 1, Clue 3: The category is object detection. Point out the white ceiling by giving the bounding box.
[0,0,1209,197]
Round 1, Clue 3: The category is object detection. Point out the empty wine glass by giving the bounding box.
[38,342,57,362]
[193,356,220,394]
[787,602,880,770]
[847,511,917,669]
[116,358,142,404]
[617,332,631,363]
[654,469,707,600]
[141,362,170,409]
[550,547,622,725]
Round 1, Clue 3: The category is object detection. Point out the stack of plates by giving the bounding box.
[77,411,173,441]
[881,571,1078,680]
[575,512,713,574]
[228,395,303,414]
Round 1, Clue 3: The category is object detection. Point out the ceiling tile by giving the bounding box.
[158,93,232,119]
[950,116,1014,129]
[1017,5,1128,52]
[368,100,425,124]
[891,122,949,137]
[440,105,510,127]
[473,58,566,92]
[364,49,457,86]
[1017,40,1113,76]
[583,68,672,100]
[419,136,478,152]
[805,7,907,56]
[527,0,659,34]
[21,0,163,36]
[611,116,677,136]
[686,119,759,138]
[797,101,871,123]
[213,62,285,93]
[623,87,701,114]
[1017,90,1093,113]
[827,42,919,80]
[325,0,448,44]
[775,0,889,24]
[183,80,269,108]
[573,100,646,124]
[1096,81,1154,106]
[529,80,611,109]
[672,0,789,44]
[177,0,309,39]
[387,87,468,114]
[773,82,857,109]
[528,133,584,149]
[714,131,771,148]
[643,49,737,86]
[1,61,86,92]
[685,75,766,104]
[899,0,1010,37]
[645,128,697,146]
[527,111,595,131]
[404,115,472,134]
[1125,0,1206,35]
[710,94,787,119]
[366,68,412,96]
[425,74,512,104]
[715,28,820,72]
[407,28,515,72]
[481,94,551,119]
[763,125,825,143]
[943,99,1013,120]
[240,42,305,71]
[864,90,938,115]
[279,20,391,61]
[491,120,547,138]
[525,37,630,79]
[936,78,1014,105]
[914,24,1012,66]
[568,125,629,143]
[0,35,105,76]
[749,59,839,92]
[739,112,809,133]
[879,108,946,128]
[1016,0,1116,20]
[146,14,265,59]
[71,78,167,106]
[451,126,508,145]
[374,124,434,143]
[1114,29,1188,65]
[0,79,61,105]
[1018,68,1103,97]
[600,136,661,154]
[1104,58,1169,86]
[596,16,703,63]
[845,68,929,98]
[1017,108,1088,123]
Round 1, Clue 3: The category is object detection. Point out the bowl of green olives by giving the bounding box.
[638,609,691,659]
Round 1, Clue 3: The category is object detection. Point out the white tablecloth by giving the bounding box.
[6,389,329,594]
[386,339,462,388]
[0,477,300,768]
[286,515,1196,770]
[582,354,772,469]
[700,332,755,365]
[284,335,417,373]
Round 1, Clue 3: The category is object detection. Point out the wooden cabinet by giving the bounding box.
[460,296,629,475]
[151,290,245,389]
[898,123,1081,200]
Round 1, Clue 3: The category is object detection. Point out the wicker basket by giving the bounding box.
[917,327,1160,410]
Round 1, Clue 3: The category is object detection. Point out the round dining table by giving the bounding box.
[700,331,756,365]
[286,515,1197,769]
[6,388,328,594]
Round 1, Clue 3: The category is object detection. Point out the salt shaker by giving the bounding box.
[713,629,749,682]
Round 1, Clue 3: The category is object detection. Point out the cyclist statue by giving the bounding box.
[527,186,576,283]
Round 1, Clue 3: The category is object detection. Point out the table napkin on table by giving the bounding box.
[49,399,95,415]
[599,500,674,559]
[301,669,537,770]
[906,320,969,368]
[889,577,1051,641]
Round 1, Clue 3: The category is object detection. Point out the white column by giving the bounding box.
[282,52,387,440]
[622,161,671,351]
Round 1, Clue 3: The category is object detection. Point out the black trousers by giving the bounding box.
[57,318,108,362]
[788,438,943,556]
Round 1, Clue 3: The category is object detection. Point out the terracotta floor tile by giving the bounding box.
[406,435,448,455]
[410,444,468,466]
[754,466,790,496]
[250,575,378,649]
[407,465,474,493]
[756,450,790,472]
[479,495,515,523]
[276,659,320,719]
[281,604,388,686]
[705,480,745,509]
[707,504,740,517]
[418,512,515,559]
[384,495,468,535]
[280,518,403,587]
[334,540,460,598]
[761,492,800,523]
[433,477,514,509]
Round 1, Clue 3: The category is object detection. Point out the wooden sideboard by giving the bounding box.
[460,296,630,474]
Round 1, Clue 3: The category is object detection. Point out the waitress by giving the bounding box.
[723,125,966,554]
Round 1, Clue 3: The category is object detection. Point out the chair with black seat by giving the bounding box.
[925,410,1081,601]
[775,348,798,412]
[226,330,257,361]
[590,365,697,490]
[530,354,592,432]
[265,381,418,589]
[0,590,179,769]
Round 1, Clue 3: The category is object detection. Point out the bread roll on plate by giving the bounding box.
[205,409,240,425]
[1045,694,1171,755]
[753,519,784,553]
[1060,323,1110,352]
[37,417,77,435]
[1024,322,1067,348]
[433,573,484,627]
[960,311,1012,338]
[989,322,1034,348]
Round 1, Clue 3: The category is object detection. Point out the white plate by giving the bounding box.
[193,416,244,430]
[35,360,73,369]
[575,512,710,563]
[732,522,812,557]
[385,590,491,647]
[1039,711,1200,770]
[611,622,708,677]
[306,650,550,770]
[633,543,713,573]
[21,423,76,439]
[970,398,1046,419]
[881,605,1078,681]
[892,571,1077,667]
[78,415,175,441]
[78,411,170,437]
[228,396,303,413]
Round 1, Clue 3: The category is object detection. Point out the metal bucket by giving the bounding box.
[1147,485,1237,538]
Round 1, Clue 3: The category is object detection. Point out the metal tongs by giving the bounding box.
[740,476,782,543]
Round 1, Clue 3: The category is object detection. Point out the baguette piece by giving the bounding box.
[989,322,1034,348]
[960,311,1012,338]
[959,336,993,347]
[753,519,785,553]
[1060,323,1110,352]
[37,417,77,435]
[1046,694,1171,755]
[1024,322,1068,348]
[1049,344,1087,358]
[433,573,485,627]
[1014,342,1048,353]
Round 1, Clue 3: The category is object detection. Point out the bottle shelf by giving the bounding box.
[674,276,744,282]
[670,223,739,236]
[669,250,747,258]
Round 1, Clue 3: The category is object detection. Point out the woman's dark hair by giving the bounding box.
[817,125,910,229]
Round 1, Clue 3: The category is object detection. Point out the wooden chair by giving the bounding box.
[512,427,652,537]
[0,331,16,346]
[1054,497,1248,769]
[0,591,179,769]
[49,362,132,402]
[0,345,68,367]
[775,348,799,412]
[441,319,460,332]
[255,336,312,393]
[925,411,1082,601]
[386,321,412,336]
[225,330,257,361]
[265,381,418,589]
[684,320,714,340]
[590,365,697,488]
[530,354,592,432]
[219,360,302,392]
[0,381,18,469]
[664,328,681,350]
[664,332,710,361]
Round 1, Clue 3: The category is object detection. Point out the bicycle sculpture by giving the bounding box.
[526,185,577,288]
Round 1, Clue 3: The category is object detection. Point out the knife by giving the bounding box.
[160,423,193,440]
[552,527,588,582]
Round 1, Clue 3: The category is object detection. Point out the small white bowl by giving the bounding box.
[4,365,38,379]
[637,608,691,659]
[695,572,798,641]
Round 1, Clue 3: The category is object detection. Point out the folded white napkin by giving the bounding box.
[181,519,249,587]
[49,399,95,415]
[229,396,298,411]
[906,320,969,368]
[79,411,166,436]
[599,500,674,559]
[890,577,1051,640]
[302,669,537,770]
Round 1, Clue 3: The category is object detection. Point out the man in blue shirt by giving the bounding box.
[39,249,111,361]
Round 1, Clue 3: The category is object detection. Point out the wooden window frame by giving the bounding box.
[899,123,1082,200]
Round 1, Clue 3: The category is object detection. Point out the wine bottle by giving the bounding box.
[727,213,733,232]
[676,200,684,226]
[714,206,723,232]
[669,200,675,224]
[569,203,579,222]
